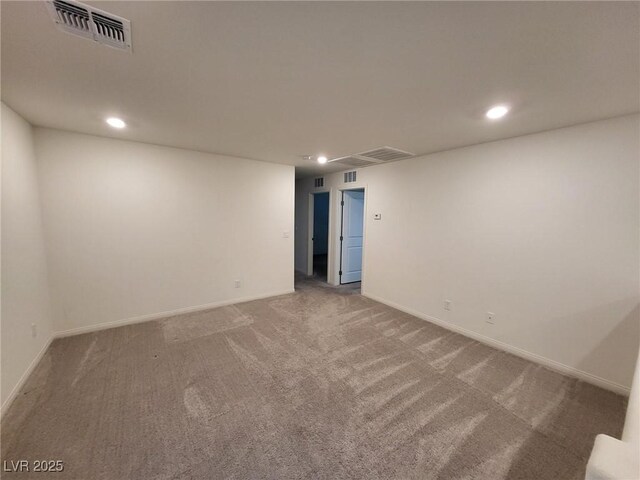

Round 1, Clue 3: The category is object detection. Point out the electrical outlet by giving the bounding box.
[31,323,37,338]
[486,312,495,324]
[234,280,241,288]
[444,300,452,311]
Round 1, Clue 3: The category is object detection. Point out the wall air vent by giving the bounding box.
[329,146,414,168]
[344,171,357,183]
[46,0,132,52]
[314,177,324,188]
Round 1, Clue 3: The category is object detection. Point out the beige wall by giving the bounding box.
[1,104,54,410]
[295,114,640,392]
[35,128,295,334]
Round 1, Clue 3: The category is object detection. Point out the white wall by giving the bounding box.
[35,128,294,334]
[1,103,54,411]
[295,114,640,392]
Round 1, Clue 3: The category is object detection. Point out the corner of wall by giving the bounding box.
[1,102,56,417]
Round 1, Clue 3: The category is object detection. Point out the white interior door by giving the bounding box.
[340,189,364,284]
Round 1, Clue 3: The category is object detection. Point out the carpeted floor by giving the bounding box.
[1,276,627,479]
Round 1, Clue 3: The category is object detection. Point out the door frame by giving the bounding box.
[307,190,331,277]
[334,186,367,287]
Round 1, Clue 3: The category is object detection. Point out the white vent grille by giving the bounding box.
[329,146,414,168]
[46,0,132,51]
[344,171,357,183]
[358,147,414,162]
[48,0,92,38]
[92,11,126,44]
[314,177,324,188]
[331,156,378,167]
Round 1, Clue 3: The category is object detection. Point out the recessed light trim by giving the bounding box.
[106,117,126,129]
[485,105,509,120]
[317,156,328,164]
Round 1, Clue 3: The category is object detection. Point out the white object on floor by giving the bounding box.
[586,350,640,480]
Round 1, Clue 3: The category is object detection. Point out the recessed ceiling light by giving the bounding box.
[317,156,328,164]
[485,105,509,120]
[106,117,126,129]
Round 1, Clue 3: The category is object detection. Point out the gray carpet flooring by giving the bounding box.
[1,276,627,479]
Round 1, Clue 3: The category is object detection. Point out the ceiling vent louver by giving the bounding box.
[331,156,377,168]
[329,146,414,168]
[46,0,132,52]
[358,147,414,162]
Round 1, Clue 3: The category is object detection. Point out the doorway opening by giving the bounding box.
[311,191,330,281]
[339,188,365,286]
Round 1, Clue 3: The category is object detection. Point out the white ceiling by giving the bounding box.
[2,1,639,177]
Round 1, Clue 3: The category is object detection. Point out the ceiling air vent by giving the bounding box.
[314,177,324,188]
[46,0,132,52]
[331,156,377,168]
[329,146,414,168]
[358,147,414,162]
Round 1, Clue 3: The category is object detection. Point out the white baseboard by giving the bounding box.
[55,289,295,338]
[1,289,294,419]
[3,288,627,424]
[362,292,631,396]
[1,335,55,419]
